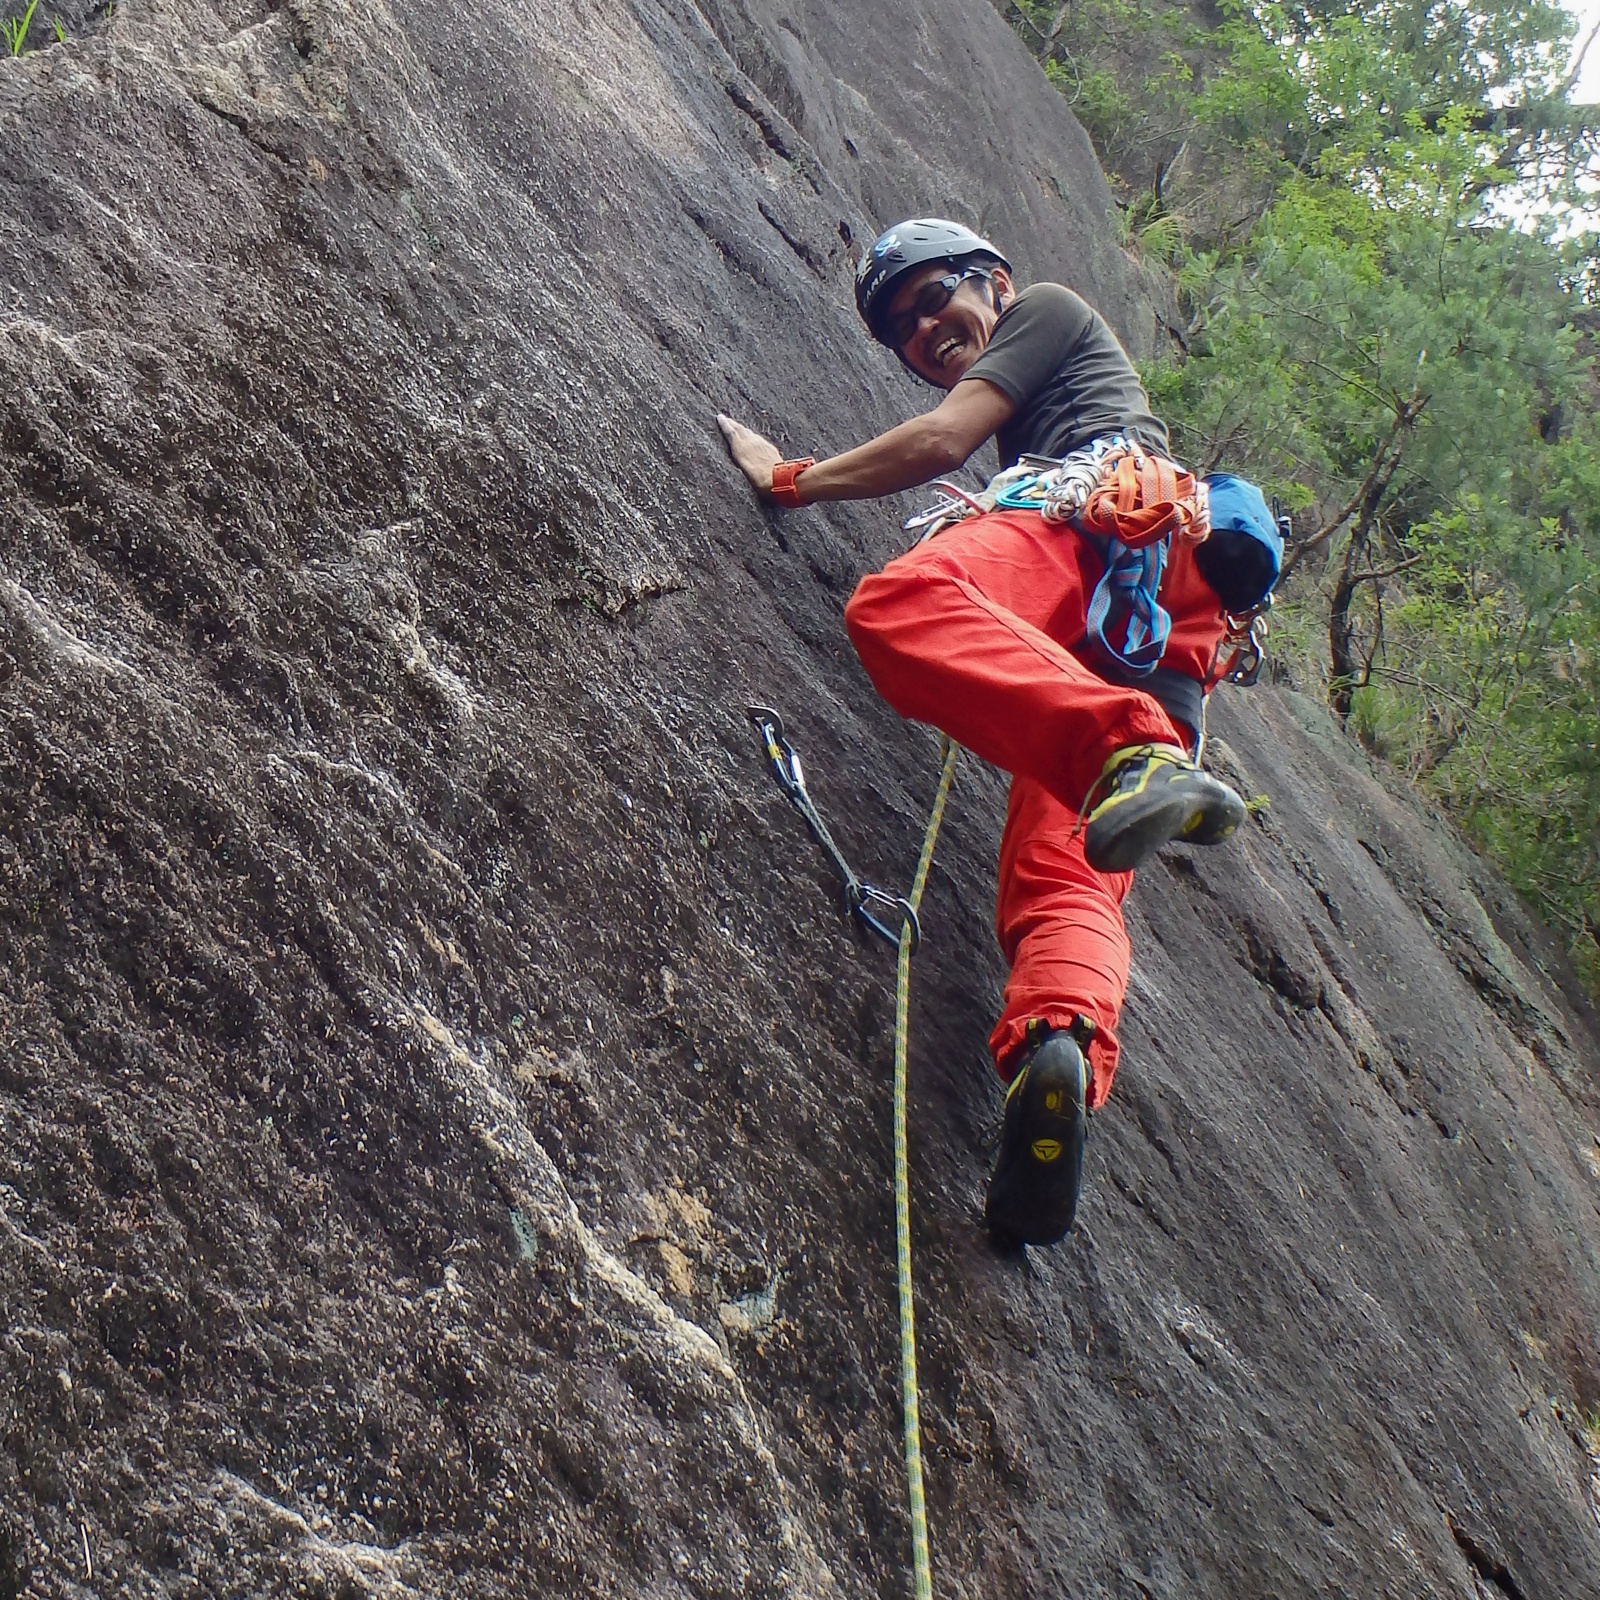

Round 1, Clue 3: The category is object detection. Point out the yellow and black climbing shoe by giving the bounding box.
[1082,742,1246,875]
[985,1029,1088,1248]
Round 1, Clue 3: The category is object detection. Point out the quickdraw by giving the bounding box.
[746,705,920,953]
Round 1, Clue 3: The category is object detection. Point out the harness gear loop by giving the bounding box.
[746,706,920,953]
[893,735,958,1600]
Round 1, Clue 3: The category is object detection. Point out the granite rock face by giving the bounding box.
[0,3,1597,1597]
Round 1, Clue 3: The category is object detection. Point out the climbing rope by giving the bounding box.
[893,736,958,1600]
[745,708,959,1599]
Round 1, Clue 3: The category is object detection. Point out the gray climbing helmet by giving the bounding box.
[855,218,1011,345]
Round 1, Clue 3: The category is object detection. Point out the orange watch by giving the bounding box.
[770,457,815,508]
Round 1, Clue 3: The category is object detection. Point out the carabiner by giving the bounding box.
[748,704,922,957]
[850,882,920,954]
[994,476,1050,510]
[748,705,801,798]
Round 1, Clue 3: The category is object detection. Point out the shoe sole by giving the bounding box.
[985,1038,1087,1247]
[1084,775,1245,874]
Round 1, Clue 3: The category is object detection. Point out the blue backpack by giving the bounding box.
[1196,473,1284,615]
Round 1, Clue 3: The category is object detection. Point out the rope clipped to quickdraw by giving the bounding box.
[746,706,919,952]
[893,736,957,1600]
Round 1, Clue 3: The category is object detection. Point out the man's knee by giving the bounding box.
[845,540,958,647]
[844,566,904,655]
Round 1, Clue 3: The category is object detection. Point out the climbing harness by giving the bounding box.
[906,443,1294,690]
[747,706,920,952]
[904,436,1212,678]
[901,452,1080,539]
[746,705,957,1600]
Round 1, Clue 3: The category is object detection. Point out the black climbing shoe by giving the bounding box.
[985,1029,1089,1247]
[1082,742,1246,875]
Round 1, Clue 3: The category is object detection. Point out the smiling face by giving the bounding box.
[886,261,1015,387]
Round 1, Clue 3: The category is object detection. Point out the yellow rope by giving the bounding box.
[893,736,958,1600]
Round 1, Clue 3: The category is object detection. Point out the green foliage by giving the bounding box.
[1020,0,1600,994]
[1013,0,1203,186]
[1045,55,1131,147]
[1110,189,1187,266]
[2,0,37,55]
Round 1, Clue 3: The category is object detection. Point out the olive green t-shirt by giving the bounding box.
[965,282,1169,466]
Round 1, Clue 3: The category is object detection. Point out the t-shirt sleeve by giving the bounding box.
[965,283,1093,407]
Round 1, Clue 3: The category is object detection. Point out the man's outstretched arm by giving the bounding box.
[718,377,1015,505]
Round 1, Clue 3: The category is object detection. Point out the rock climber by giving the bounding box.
[718,218,1246,1247]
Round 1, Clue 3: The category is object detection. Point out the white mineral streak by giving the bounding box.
[411,1006,839,1597]
[211,1471,423,1597]
[0,578,137,680]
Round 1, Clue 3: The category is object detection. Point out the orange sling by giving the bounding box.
[1077,443,1210,550]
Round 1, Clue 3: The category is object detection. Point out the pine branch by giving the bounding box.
[1557,18,1600,103]
[1281,387,1429,582]
[1345,553,1426,586]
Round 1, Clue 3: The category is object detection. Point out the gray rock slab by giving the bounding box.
[0,2,1595,1597]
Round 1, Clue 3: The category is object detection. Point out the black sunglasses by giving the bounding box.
[885,266,993,349]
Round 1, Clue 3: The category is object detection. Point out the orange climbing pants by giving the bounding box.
[844,507,1227,1107]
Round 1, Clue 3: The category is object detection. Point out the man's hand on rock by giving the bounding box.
[717,413,784,499]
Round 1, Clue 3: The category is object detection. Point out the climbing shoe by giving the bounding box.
[985,1028,1089,1247]
[1082,742,1246,875]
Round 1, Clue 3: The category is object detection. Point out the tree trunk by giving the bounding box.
[1328,548,1365,722]
[1325,392,1428,719]
[1037,4,1071,63]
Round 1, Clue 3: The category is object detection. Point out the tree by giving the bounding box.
[1015,0,1600,994]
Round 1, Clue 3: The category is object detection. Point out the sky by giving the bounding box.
[1567,2,1600,101]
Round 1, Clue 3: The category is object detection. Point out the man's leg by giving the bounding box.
[846,509,1246,869]
[988,776,1132,1109]
[982,776,1134,1244]
[844,508,1185,813]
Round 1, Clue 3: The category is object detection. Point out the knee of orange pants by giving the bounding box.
[988,777,1132,1110]
[844,563,930,709]
[842,567,892,667]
